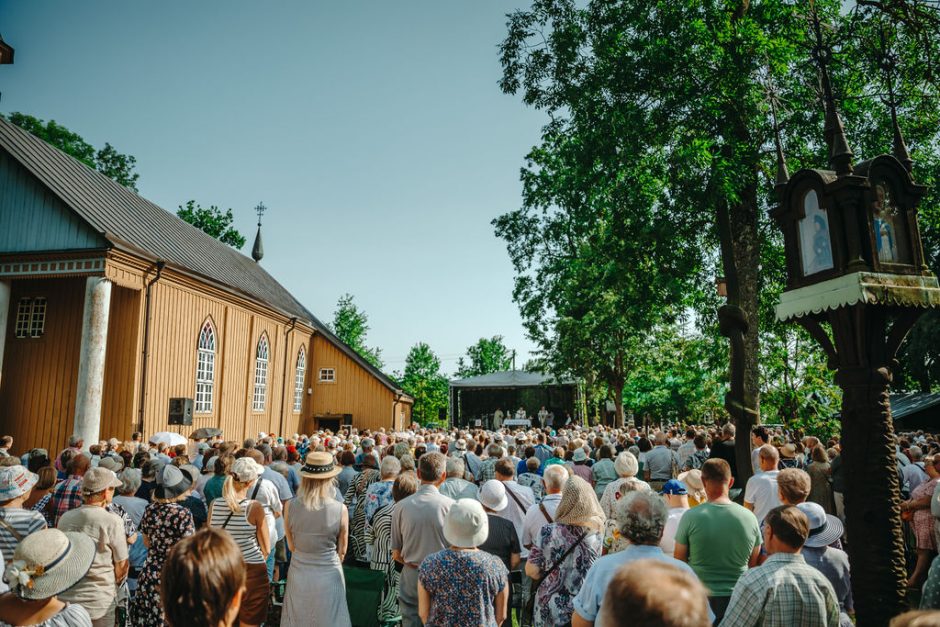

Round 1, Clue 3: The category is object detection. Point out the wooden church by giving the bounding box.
[0,116,412,453]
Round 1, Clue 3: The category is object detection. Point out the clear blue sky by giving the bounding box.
[0,1,543,374]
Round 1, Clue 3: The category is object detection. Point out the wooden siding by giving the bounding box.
[0,278,84,453]
[0,152,105,253]
[100,285,143,443]
[310,334,403,432]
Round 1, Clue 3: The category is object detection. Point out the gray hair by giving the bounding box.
[910,446,924,461]
[119,468,142,494]
[379,455,401,479]
[270,461,291,480]
[543,465,568,492]
[446,457,465,478]
[400,454,416,472]
[614,490,668,545]
[487,443,503,458]
[721,423,736,437]
[68,434,83,447]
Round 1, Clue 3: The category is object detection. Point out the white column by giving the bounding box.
[0,280,9,389]
[74,277,111,450]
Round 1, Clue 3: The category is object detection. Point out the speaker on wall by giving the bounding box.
[168,398,194,426]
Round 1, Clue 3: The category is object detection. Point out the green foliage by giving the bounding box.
[6,112,140,190]
[455,336,514,378]
[396,343,449,426]
[329,294,384,370]
[176,200,247,249]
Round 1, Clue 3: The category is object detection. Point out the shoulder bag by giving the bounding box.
[523,530,587,620]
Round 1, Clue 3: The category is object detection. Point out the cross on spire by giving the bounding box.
[251,201,267,263]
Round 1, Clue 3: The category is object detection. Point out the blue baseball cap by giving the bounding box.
[660,479,688,495]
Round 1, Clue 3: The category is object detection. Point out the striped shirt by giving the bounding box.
[0,508,47,562]
[208,498,265,564]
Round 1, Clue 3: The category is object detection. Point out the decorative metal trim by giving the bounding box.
[0,257,106,278]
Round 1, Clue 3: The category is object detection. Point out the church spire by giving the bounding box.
[811,12,854,177]
[251,202,266,263]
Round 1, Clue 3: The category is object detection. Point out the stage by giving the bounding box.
[448,370,580,429]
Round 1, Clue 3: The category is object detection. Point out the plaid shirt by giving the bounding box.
[721,553,840,627]
[49,476,84,527]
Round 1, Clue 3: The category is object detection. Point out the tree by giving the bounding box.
[176,200,247,249]
[5,112,140,190]
[329,294,384,370]
[397,343,449,425]
[455,336,514,378]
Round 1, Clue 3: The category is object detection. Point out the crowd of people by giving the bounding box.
[0,422,935,626]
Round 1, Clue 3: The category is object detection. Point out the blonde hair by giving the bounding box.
[221,475,254,514]
[297,476,335,511]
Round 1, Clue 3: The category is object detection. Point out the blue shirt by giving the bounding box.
[572,544,713,623]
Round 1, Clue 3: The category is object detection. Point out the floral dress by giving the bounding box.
[130,502,195,626]
[527,523,601,627]
[912,476,940,550]
[363,480,394,525]
[344,469,379,563]
[418,548,508,627]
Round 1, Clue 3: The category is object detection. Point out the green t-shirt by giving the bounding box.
[674,502,762,597]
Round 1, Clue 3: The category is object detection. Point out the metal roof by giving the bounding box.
[890,393,940,421]
[450,370,578,389]
[0,116,409,398]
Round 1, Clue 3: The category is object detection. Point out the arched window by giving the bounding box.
[252,333,269,412]
[293,345,306,413]
[195,320,216,413]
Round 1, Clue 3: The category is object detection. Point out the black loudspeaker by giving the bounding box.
[438,407,446,422]
[342,414,353,427]
[168,398,194,426]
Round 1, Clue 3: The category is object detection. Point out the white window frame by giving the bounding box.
[253,334,270,412]
[14,298,45,338]
[293,346,306,413]
[318,367,335,383]
[195,320,216,414]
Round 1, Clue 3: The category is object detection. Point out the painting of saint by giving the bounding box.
[799,189,834,276]
[872,181,902,263]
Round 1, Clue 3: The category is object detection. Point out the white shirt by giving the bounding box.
[252,478,283,542]
[521,493,562,553]
[495,480,535,557]
[660,506,689,555]
[744,469,781,524]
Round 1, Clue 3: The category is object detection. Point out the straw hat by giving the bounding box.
[299,452,342,479]
[4,529,95,600]
[555,476,605,532]
[443,499,489,548]
[0,466,38,501]
[478,480,508,512]
[781,444,798,459]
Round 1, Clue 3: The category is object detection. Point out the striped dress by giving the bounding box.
[208,498,265,564]
[367,503,400,622]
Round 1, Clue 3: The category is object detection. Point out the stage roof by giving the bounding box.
[449,370,577,389]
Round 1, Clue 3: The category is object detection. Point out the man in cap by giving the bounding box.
[58,467,129,627]
[392,452,453,627]
[659,479,690,556]
[720,505,840,627]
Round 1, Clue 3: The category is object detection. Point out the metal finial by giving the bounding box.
[878,26,913,173]
[251,202,266,262]
[811,11,853,176]
[770,94,789,187]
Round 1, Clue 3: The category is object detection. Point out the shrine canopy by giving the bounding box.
[448,370,580,428]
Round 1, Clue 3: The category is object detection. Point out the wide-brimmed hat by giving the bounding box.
[98,456,124,473]
[454,439,467,451]
[81,467,122,495]
[154,464,195,500]
[4,529,95,600]
[797,502,844,548]
[478,480,508,512]
[444,499,489,548]
[300,452,342,479]
[781,444,797,459]
[0,466,38,501]
[573,448,588,462]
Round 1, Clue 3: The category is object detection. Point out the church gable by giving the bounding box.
[0,150,105,253]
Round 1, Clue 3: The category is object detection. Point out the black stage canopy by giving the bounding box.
[448,371,580,429]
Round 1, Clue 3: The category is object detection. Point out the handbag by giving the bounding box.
[523,531,587,620]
